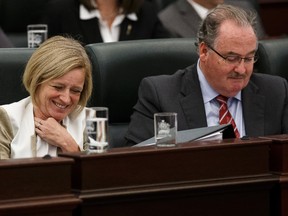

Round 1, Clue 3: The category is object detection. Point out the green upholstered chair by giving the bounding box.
[256,37,288,79]
[0,48,33,104]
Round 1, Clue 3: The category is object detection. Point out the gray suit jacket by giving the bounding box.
[125,64,288,145]
[158,0,266,39]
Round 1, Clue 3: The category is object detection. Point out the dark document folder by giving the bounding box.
[134,124,235,147]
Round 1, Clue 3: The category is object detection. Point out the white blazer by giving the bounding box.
[1,97,86,159]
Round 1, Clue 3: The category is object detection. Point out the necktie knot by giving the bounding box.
[216,95,228,105]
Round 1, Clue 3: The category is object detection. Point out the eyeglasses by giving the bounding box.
[207,44,258,65]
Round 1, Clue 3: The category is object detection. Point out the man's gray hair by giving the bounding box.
[197,4,258,47]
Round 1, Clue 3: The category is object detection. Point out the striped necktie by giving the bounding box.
[216,95,240,138]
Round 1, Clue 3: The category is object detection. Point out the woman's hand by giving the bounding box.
[34,117,80,152]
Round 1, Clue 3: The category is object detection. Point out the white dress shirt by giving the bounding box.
[187,0,210,20]
[196,60,246,137]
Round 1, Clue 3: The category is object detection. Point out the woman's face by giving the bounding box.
[35,68,85,122]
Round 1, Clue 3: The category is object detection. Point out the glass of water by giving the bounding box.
[85,107,109,153]
[27,24,48,48]
[154,112,177,147]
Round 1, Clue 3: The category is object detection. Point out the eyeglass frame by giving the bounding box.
[206,44,258,65]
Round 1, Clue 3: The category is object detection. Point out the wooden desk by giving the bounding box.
[0,157,80,216]
[260,134,288,216]
[61,138,277,216]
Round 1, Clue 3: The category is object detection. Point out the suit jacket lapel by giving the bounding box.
[180,65,207,129]
[242,79,265,136]
[80,18,104,43]
[119,18,135,41]
[176,0,203,34]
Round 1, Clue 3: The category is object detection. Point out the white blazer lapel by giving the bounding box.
[11,102,36,158]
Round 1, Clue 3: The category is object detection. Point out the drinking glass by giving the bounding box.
[154,112,177,147]
[86,107,109,153]
[27,24,48,48]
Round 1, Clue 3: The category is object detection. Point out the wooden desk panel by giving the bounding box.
[260,134,288,173]
[0,157,81,216]
[260,134,288,216]
[77,185,272,216]
[279,176,288,216]
[1,137,286,215]
[61,138,277,216]
[62,138,272,191]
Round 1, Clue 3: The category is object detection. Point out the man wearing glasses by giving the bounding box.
[125,4,288,145]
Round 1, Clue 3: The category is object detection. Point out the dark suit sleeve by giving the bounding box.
[268,75,288,134]
[125,77,161,145]
[246,73,288,136]
[125,68,194,145]
[263,75,288,134]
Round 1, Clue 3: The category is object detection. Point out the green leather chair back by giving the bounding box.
[256,37,288,79]
[0,48,33,104]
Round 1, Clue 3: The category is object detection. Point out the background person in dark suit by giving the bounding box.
[125,4,288,145]
[41,0,170,45]
[158,0,266,39]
